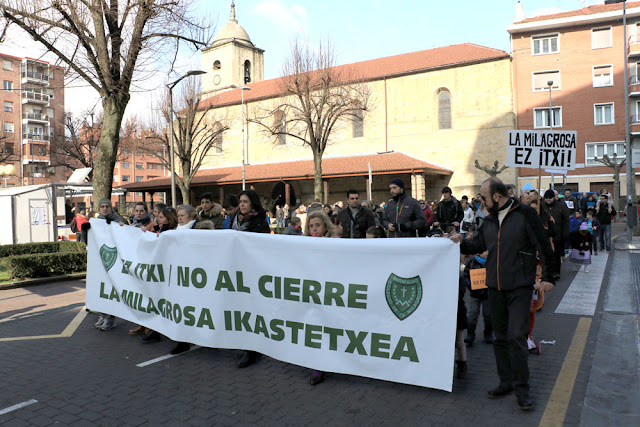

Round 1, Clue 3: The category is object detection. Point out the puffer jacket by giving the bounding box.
[461,198,555,291]
[381,193,426,238]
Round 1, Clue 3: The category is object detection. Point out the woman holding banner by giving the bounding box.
[304,211,338,385]
[232,190,270,368]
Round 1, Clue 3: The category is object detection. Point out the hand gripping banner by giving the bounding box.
[86,219,460,391]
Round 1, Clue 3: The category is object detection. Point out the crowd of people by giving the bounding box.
[81,177,617,411]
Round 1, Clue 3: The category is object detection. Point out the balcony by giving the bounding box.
[629,35,640,57]
[22,133,50,142]
[21,91,49,105]
[21,70,50,86]
[22,112,49,124]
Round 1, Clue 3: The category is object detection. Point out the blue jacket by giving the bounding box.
[569,216,585,234]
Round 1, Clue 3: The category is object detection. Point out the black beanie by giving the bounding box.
[544,189,555,199]
[389,178,405,189]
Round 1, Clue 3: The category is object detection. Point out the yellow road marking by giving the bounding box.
[0,306,88,342]
[540,317,592,426]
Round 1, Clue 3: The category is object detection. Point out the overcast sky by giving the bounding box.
[0,0,605,121]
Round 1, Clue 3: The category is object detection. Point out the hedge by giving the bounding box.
[0,241,85,258]
[2,252,87,280]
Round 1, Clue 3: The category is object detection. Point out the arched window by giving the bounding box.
[438,89,452,130]
[244,60,251,84]
[213,60,221,70]
[352,109,364,138]
[213,122,223,153]
[274,110,286,145]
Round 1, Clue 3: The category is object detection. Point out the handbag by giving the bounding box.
[461,221,471,232]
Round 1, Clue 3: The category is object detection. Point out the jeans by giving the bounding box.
[467,296,492,339]
[599,223,612,251]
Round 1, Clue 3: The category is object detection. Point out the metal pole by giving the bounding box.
[623,1,636,242]
[549,81,554,190]
[168,86,177,208]
[242,88,246,191]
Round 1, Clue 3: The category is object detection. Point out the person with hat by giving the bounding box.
[381,178,426,238]
[541,189,570,280]
[569,222,593,273]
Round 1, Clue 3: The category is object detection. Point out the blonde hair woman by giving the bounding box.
[303,211,337,237]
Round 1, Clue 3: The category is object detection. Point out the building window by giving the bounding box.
[533,71,560,91]
[594,103,614,125]
[121,162,130,169]
[438,90,452,130]
[274,111,286,145]
[593,65,613,87]
[135,162,143,169]
[532,34,559,55]
[135,176,143,182]
[213,60,221,70]
[534,107,562,128]
[3,142,14,154]
[2,60,12,71]
[136,192,143,196]
[156,164,163,170]
[244,60,251,84]
[585,142,625,166]
[4,122,14,133]
[147,163,154,169]
[3,81,12,91]
[4,101,12,113]
[122,175,130,182]
[592,27,612,50]
[122,149,130,156]
[352,109,364,138]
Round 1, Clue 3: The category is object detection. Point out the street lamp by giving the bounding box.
[239,86,251,190]
[167,70,206,207]
[0,164,16,187]
[547,80,555,190]
[605,0,637,241]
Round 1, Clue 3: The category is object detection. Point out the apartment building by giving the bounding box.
[0,53,66,187]
[508,1,640,199]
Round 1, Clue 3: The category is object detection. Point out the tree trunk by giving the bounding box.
[313,150,323,202]
[92,94,128,210]
[613,166,621,211]
[180,158,192,205]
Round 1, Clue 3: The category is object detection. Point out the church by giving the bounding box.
[123,2,517,207]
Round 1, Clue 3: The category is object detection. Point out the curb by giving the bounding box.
[0,273,86,291]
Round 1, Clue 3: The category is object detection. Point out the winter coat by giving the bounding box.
[570,231,593,252]
[131,214,152,228]
[230,211,270,233]
[541,200,570,241]
[595,201,615,225]
[563,196,579,215]
[461,198,555,291]
[197,204,224,229]
[284,225,303,235]
[381,193,427,238]
[569,216,585,234]
[337,206,377,238]
[434,196,464,227]
[422,205,434,226]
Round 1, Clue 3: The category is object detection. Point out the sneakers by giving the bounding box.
[100,318,116,331]
[94,316,105,328]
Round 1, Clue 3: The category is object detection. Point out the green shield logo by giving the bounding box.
[385,273,423,320]
[100,244,118,272]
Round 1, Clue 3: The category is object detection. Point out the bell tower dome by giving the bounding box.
[201,1,265,98]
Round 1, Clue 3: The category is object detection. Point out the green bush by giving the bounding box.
[0,241,85,258]
[2,252,87,280]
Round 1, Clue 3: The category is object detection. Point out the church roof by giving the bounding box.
[210,1,253,47]
[118,152,452,191]
[198,43,509,110]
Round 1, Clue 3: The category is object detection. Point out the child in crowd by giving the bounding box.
[570,222,592,273]
[284,216,302,235]
[462,251,492,347]
[569,210,585,235]
[585,210,600,255]
[365,225,387,238]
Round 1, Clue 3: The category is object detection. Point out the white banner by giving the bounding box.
[507,130,577,170]
[86,219,459,391]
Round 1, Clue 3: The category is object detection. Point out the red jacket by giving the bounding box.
[422,206,434,225]
[75,214,90,230]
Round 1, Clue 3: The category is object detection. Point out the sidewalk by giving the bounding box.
[580,232,640,426]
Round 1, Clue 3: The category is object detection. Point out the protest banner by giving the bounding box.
[507,130,577,170]
[85,219,460,391]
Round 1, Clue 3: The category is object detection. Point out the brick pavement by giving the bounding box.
[0,252,608,425]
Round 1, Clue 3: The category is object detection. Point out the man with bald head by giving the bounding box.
[451,177,555,411]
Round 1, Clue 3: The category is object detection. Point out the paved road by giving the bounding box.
[0,225,634,426]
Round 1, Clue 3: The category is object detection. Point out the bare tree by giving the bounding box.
[142,78,229,204]
[250,39,372,201]
[49,111,102,178]
[0,128,17,165]
[474,160,509,178]
[594,153,625,210]
[1,1,212,208]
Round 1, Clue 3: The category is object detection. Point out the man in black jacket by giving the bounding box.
[337,189,377,238]
[451,177,555,411]
[433,186,464,231]
[381,178,426,237]
[541,189,570,279]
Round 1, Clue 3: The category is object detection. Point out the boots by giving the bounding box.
[455,361,467,379]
